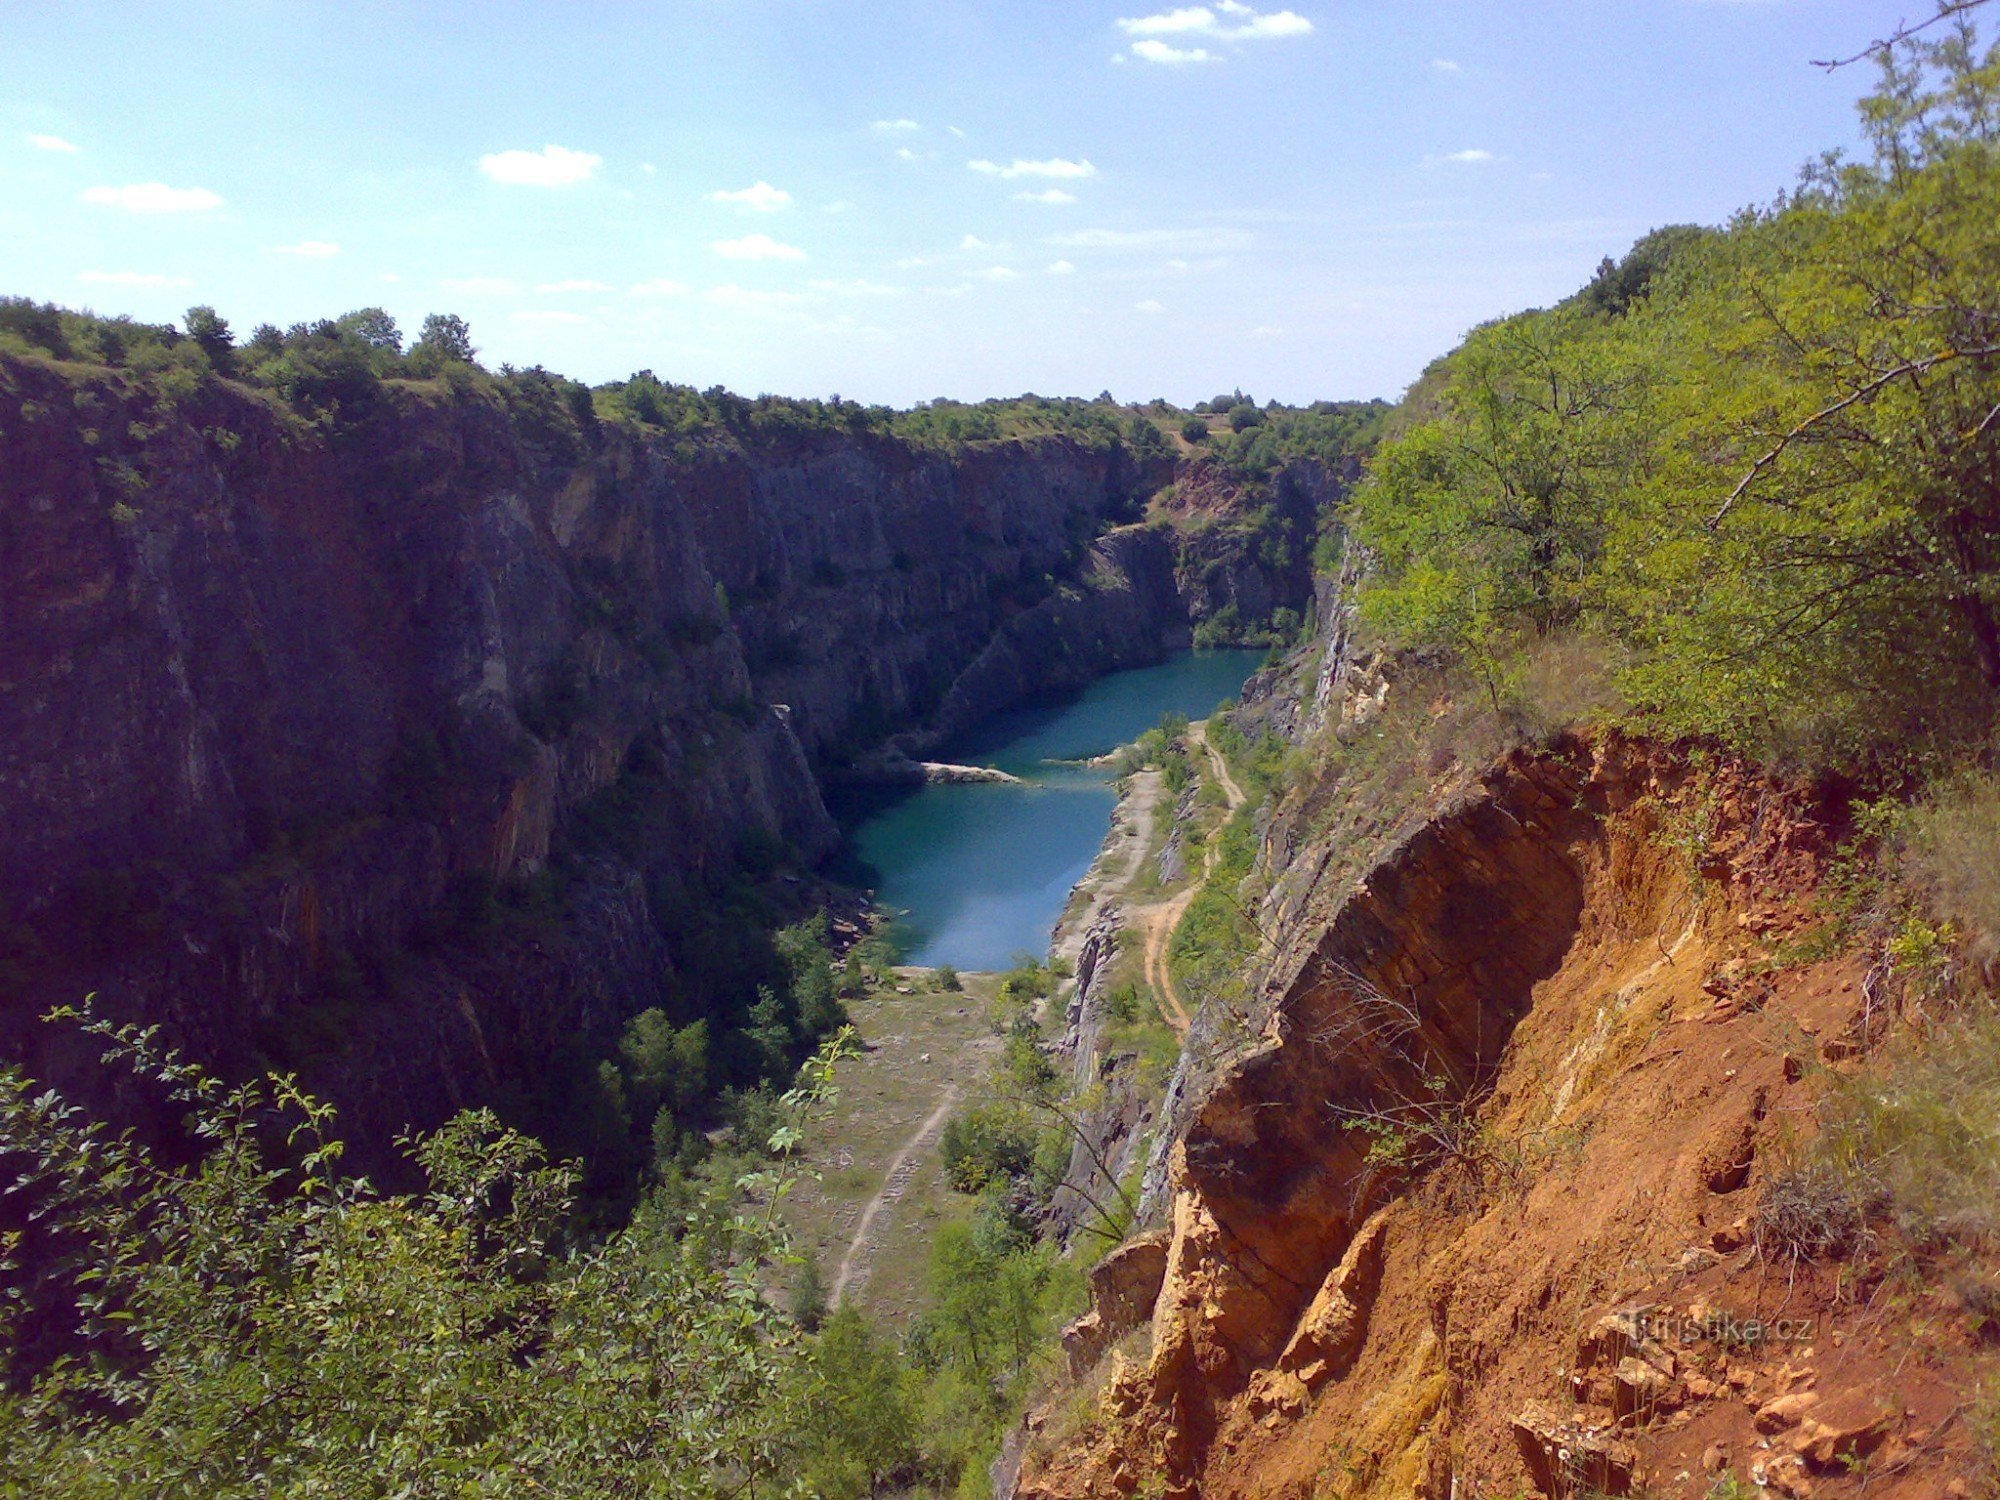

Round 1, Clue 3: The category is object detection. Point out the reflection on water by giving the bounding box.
[832,650,1265,970]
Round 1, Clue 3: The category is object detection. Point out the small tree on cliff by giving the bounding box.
[183,305,234,373]
[409,312,477,374]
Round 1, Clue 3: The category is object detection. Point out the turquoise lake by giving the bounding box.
[834,650,1266,971]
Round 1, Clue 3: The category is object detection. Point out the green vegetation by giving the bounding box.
[1350,25,2000,772]
[1,293,1380,492]
[1760,996,2000,1262]
[0,1002,853,1498]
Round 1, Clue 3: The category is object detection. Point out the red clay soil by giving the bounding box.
[1017,735,1996,1500]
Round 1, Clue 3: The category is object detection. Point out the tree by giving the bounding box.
[797,1308,919,1496]
[410,311,476,373]
[1227,401,1263,431]
[335,306,402,353]
[183,305,233,372]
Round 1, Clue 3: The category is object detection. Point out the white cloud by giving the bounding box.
[961,233,1007,252]
[872,118,921,132]
[378,272,403,283]
[81,182,222,213]
[712,233,805,261]
[896,147,927,163]
[78,269,191,287]
[440,276,522,295]
[477,145,602,187]
[1117,4,1311,40]
[1136,299,1165,313]
[708,181,791,212]
[1047,226,1251,253]
[1116,4,1309,61]
[273,240,340,258]
[1227,10,1312,38]
[964,158,1096,181]
[641,162,658,174]
[1435,148,1496,164]
[979,266,1023,281]
[1015,188,1079,204]
[811,278,903,297]
[629,278,689,297]
[538,278,612,293]
[29,133,80,153]
[1432,58,1462,72]
[512,309,589,325]
[1046,260,1077,275]
[704,284,811,311]
[1119,6,1214,33]
[1132,39,1216,63]
[948,125,967,138]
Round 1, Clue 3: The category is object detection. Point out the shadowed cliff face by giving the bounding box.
[0,355,1329,1155]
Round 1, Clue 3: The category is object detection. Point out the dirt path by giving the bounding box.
[830,1082,962,1308]
[1131,721,1250,1034]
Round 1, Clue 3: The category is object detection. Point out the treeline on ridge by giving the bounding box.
[0,292,1384,477]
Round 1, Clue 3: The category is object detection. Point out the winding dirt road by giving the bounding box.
[1133,722,1248,1034]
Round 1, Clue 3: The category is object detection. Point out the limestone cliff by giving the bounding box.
[0,353,1330,1155]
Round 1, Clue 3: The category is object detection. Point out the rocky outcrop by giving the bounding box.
[1015,720,1990,1500]
[0,354,1334,1154]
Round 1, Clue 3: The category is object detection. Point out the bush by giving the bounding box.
[1180,417,1208,443]
[940,1105,1035,1192]
[1226,402,1263,431]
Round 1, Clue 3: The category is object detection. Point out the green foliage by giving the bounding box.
[1569,223,1713,316]
[181,305,233,373]
[797,1308,920,1496]
[941,1104,1037,1193]
[1351,24,2000,769]
[0,1003,858,1498]
[1180,416,1208,442]
[409,311,476,373]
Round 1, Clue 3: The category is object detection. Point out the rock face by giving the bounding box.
[0,355,1331,1153]
[1017,715,1981,1500]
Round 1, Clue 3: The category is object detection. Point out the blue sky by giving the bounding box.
[3,1,1901,405]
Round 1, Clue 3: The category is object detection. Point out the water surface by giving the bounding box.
[835,650,1264,970]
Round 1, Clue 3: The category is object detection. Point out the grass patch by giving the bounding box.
[1759,998,2000,1260]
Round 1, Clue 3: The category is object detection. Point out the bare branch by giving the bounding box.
[1707,344,2000,530]
[1813,0,1994,69]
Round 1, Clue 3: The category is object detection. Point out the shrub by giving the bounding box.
[940,1105,1035,1193]
[1180,417,1208,442]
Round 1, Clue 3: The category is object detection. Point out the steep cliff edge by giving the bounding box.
[1018,717,1992,1500]
[0,352,1329,1156]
